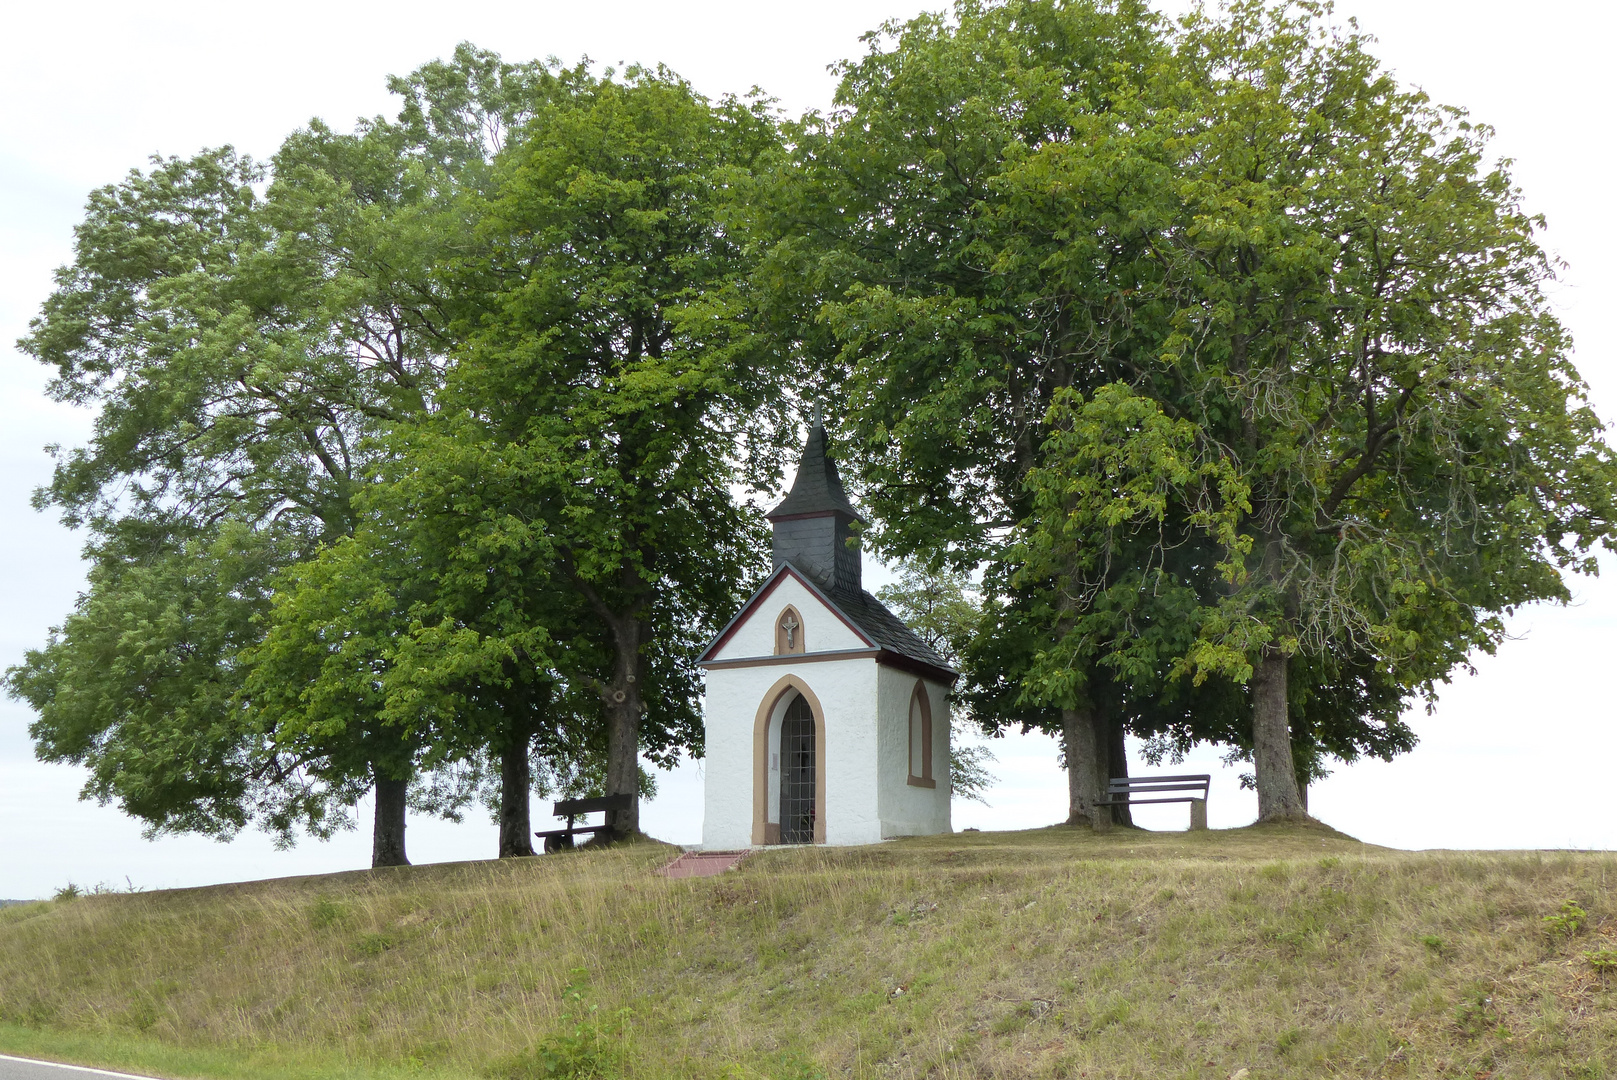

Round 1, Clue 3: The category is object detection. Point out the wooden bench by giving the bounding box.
[535,793,633,853]
[1094,774,1210,831]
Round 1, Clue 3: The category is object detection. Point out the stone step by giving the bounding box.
[657,850,750,879]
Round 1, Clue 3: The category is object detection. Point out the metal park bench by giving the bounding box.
[535,793,633,853]
[1094,774,1210,831]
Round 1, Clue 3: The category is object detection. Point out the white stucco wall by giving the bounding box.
[701,656,883,848]
[875,665,952,838]
[709,574,869,661]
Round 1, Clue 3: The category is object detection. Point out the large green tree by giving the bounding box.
[430,65,784,838]
[754,0,1204,824]
[6,47,564,862]
[250,416,619,862]
[761,0,1617,824]
[1112,1,1617,818]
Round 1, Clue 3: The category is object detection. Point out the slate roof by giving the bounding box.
[766,423,864,522]
[819,579,956,674]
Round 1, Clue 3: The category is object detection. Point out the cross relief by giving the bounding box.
[776,607,804,654]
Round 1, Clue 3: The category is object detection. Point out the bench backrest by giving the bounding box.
[552,793,634,818]
[1108,774,1210,798]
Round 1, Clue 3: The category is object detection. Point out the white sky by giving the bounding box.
[3,1,1614,900]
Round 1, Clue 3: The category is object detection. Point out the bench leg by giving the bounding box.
[1189,799,1208,831]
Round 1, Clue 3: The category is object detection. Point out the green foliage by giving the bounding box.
[493,970,632,1079]
[241,528,429,837]
[875,567,982,666]
[430,64,787,816]
[52,885,81,903]
[6,46,625,857]
[354,934,397,958]
[1453,986,1498,1038]
[8,482,289,839]
[1147,0,1617,665]
[4,53,497,844]
[1543,900,1587,939]
[1583,949,1617,977]
[749,1053,825,1080]
[876,567,997,803]
[1420,934,1446,956]
[16,0,1617,863]
[761,0,1170,567]
[308,898,348,929]
[1014,383,1251,711]
[759,0,1617,807]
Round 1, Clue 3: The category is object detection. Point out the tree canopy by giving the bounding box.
[757,0,1617,821]
[11,3,1616,859]
[7,47,609,862]
[426,65,786,836]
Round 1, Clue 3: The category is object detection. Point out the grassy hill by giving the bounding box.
[2,823,1614,1080]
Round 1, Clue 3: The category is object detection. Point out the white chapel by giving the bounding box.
[699,421,956,848]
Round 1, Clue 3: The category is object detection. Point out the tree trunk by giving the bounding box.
[603,619,645,841]
[1105,712,1133,827]
[1062,703,1104,829]
[498,728,536,858]
[371,770,410,868]
[1252,647,1307,821]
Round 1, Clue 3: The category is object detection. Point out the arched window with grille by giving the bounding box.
[907,681,935,787]
[778,693,817,842]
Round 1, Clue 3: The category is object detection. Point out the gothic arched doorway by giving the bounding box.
[778,693,817,843]
[751,676,827,845]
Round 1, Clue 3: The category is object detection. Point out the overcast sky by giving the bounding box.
[3,1,1614,900]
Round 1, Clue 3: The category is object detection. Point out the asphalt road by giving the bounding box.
[0,1056,163,1080]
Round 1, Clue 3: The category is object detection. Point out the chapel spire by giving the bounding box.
[766,417,863,593]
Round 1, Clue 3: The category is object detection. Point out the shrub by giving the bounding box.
[1583,949,1617,979]
[354,933,396,957]
[493,969,632,1080]
[308,896,348,928]
[1454,988,1497,1038]
[1543,901,1587,940]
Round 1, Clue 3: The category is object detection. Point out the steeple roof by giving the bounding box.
[766,422,864,522]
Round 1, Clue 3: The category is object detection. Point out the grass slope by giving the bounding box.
[2,823,1615,1079]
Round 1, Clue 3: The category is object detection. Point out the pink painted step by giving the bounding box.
[658,850,750,879]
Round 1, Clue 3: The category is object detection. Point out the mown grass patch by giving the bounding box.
[0,1021,444,1080]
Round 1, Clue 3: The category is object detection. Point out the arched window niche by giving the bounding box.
[907,681,935,788]
[774,605,806,655]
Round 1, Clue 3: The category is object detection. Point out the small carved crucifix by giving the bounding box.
[780,611,800,650]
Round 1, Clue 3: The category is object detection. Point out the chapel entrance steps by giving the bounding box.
[657,850,751,879]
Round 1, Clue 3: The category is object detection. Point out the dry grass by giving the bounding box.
[3,822,1616,1079]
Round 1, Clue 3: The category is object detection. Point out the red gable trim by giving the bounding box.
[697,562,876,663]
